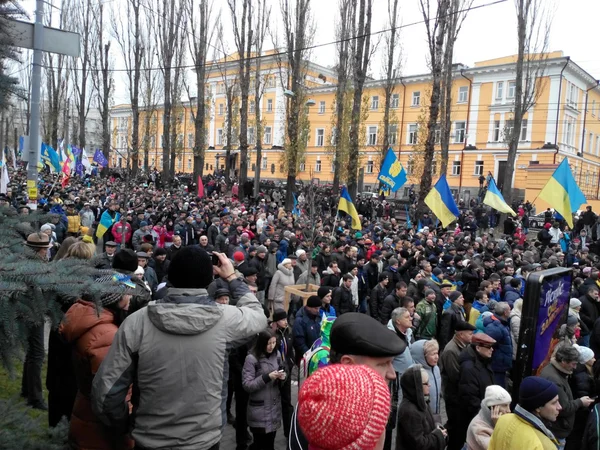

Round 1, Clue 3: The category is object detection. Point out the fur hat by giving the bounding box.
[168,246,213,289]
[112,249,139,272]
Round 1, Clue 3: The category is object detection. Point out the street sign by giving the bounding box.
[5,20,81,58]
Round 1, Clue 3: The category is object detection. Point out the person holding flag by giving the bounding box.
[40,143,61,173]
[337,186,362,230]
[483,177,516,217]
[424,175,460,227]
[96,202,121,250]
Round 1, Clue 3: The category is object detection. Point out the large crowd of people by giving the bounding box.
[4,165,600,450]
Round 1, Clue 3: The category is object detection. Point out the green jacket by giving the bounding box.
[415,299,437,340]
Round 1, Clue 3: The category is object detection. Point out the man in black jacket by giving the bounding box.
[380,281,408,325]
[369,273,389,322]
[580,285,600,342]
[365,253,380,290]
[332,274,355,315]
[439,290,466,350]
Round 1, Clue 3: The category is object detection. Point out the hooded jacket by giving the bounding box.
[387,320,414,375]
[410,340,442,417]
[483,314,513,373]
[268,263,295,306]
[396,366,446,450]
[91,279,267,450]
[466,404,496,450]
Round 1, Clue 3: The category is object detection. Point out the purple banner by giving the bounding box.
[533,274,571,373]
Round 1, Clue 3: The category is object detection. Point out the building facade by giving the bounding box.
[110,50,600,204]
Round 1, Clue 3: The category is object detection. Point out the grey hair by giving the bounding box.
[554,342,580,363]
[494,302,510,316]
[391,307,409,323]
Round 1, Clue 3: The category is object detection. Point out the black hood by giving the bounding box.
[400,365,428,412]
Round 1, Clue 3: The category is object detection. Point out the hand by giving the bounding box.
[277,371,286,380]
[268,371,280,381]
[490,405,504,425]
[581,396,595,407]
[212,252,236,280]
[438,426,448,438]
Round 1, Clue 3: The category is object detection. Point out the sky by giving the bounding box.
[17,0,600,104]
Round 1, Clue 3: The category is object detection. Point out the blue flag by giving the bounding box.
[292,193,300,218]
[93,149,108,167]
[378,148,407,192]
[40,143,61,172]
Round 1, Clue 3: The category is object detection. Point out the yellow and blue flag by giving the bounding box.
[424,175,460,227]
[96,210,120,238]
[378,148,407,192]
[40,143,61,172]
[338,186,362,230]
[538,158,586,228]
[483,177,516,216]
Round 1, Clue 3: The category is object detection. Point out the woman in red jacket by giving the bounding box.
[60,278,135,450]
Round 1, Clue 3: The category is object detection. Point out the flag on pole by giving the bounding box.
[483,177,516,216]
[96,209,120,238]
[93,149,108,167]
[65,145,76,170]
[378,148,407,192]
[538,158,586,228]
[404,204,412,229]
[61,157,71,188]
[40,143,61,172]
[197,175,204,198]
[424,175,460,227]
[337,186,362,230]
[81,148,92,174]
[0,149,8,194]
[292,193,301,217]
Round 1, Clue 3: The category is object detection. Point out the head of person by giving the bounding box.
[494,301,511,320]
[587,285,599,301]
[24,231,52,259]
[448,290,464,306]
[454,321,476,345]
[252,328,277,358]
[214,288,230,305]
[475,290,488,304]
[440,282,452,297]
[272,309,288,329]
[96,274,136,325]
[472,333,496,360]
[422,339,439,368]
[343,273,354,288]
[256,245,267,259]
[305,295,322,316]
[329,312,407,382]
[423,288,436,303]
[137,252,150,268]
[400,365,430,411]
[65,241,94,260]
[154,247,168,262]
[400,296,415,315]
[519,376,561,422]
[379,273,389,287]
[298,364,390,450]
[391,307,412,333]
[167,246,213,289]
[554,342,580,374]
[481,385,512,417]
[310,260,319,274]
[318,286,332,304]
[395,281,408,297]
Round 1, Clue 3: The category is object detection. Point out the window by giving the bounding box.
[267,99,273,112]
[190,111,195,122]
[452,161,461,176]
[454,121,466,143]
[248,127,256,145]
[458,86,468,103]
[177,134,184,146]
[261,156,267,170]
[188,158,192,170]
[249,78,256,91]
[188,133,194,148]
[505,119,515,139]
[596,136,600,156]
[474,160,484,176]
[412,91,420,107]
[366,159,374,174]
[564,116,575,146]
[299,161,305,172]
[160,135,164,148]
[495,82,504,100]
[319,101,326,114]
[368,126,377,146]
[315,158,321,172]
[150,136,156,148]
[371,96,379,110]
[434,125,441,144]
[217,83,225,94]
[593,100,596,116]
[266,77,276,88]
[567,82,579,108]
[218,103,224,115]
[493,120,501,142]
[315,129,324,147]
[507,81,516,99]
[177,157,182,170]
[521,119,528,141]
[407,158,414,175]
[388,125,398,145]
[330,160,335,172]
[216,129,223,145]
[391,93,400,109]
[249,100,255,114]
[408,124,418,144]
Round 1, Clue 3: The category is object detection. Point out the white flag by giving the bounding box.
[82,147,92,174]
[0,157,9,194]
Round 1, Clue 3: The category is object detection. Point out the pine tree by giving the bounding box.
[0,1,26,111]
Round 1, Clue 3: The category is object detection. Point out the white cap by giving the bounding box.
[570,298,582,309]
[282,258,292,266]
[482,385,512,407]
[574,344,595,364]
[296,249,306,257]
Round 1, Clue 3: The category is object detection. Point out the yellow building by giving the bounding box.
[110,50,600,205]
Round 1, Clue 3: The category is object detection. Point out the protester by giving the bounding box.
[410,339,442,420]
[466,385,512,450]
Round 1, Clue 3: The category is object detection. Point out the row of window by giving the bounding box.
[216,127,272,146]
[215,77,277,95]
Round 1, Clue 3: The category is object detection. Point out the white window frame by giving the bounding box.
[299,161,305,172]
[493,120,501,142]
[596,135,600,156]
[495,82,504,100]
[391,93,400,109]
[261,156,268,170]
[188,158,192,170]
[474,160,484,176]
[458,86,468,103]
[371,96,379,110]
[452,160,461,176]
[315,159,321,172]
[188,133,194,148]
[367,126,377,146]
[160,135,164,148]
[388,124,398,145]
[521,119,528,141]
[316,128,325,147]
[412,91,421,107]
[264,126,272,145]
[319,101,326,114]
[507,81,516,99]
[408,124,418,144]
[216,129,223,145]
[249,100,255,114]
[454,121,466,143]
[564,116,575,146]
[366,159,374,174]
[266,99,273,112]
[218,103,224,115]
[248,127,256,145]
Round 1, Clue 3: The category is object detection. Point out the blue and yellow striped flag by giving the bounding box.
[96,210,120,238]
[338,186,362,230]
[483,178,516,216]
[424,175,460,227]
[538,158,586,228]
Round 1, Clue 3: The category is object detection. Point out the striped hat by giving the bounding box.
[298,364,390,449]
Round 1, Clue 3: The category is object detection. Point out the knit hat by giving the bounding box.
[482,385,512,408]
[449,290,462,302]
[570,298,582,309]
[318,286,332,299]
[544,223,552,229]
[273,309,287,322]
[298,364,390,450]
[140,220,148,227]
[296,249,306,257]
[112,249,139,272]
[282,258,292,266]
[168,246,213,289]
[574,344,595,364]
[233,251,245,262]
[256,245,267,255]
[95,273,138,306]
[307,295,322,307]
[519,376,559,412]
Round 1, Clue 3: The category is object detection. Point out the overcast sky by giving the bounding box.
[19,0,600,104]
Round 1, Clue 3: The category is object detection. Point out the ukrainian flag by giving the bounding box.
[40,143,61,172]
[378,148,407,192]
[338,186,362,230]
[538,158,586,228]
[424,175,460,227]
[96,209,120,238]
[483,178,516,216]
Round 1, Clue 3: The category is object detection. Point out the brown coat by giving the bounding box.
[60,300,132,450]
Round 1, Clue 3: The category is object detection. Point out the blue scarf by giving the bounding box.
[514,405,560,447]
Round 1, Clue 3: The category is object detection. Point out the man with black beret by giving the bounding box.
[289,312,407,450]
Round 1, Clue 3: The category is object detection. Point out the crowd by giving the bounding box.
[5,164,600,450]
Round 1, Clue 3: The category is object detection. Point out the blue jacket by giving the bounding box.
[502,286,521,308]
[293,307,322,358]
[483,314,513,373]
[277,239,290,263]
[320,304,337,319]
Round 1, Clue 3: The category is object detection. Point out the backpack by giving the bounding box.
[299,342,330,386]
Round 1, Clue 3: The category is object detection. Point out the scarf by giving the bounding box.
[514,405,560,447]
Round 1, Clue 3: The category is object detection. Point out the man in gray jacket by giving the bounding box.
[92,248,268,450]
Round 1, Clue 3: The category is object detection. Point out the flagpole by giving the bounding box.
[47,174,60,196]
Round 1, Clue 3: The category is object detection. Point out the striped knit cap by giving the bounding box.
[298,364,391,450]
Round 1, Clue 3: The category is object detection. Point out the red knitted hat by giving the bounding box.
[298,364,391,450]
[233,251,245,262]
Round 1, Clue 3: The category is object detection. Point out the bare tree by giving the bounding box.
[347,0,374,199]
[502,0,551,205]
[168,20,187,178]
[439,0,473,176]
[111,0,144,175]
[416,0,450,216]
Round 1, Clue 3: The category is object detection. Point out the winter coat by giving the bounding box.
[509,307,522,359]
[268,263,295,307]
[583,403,600,450]
[380,293,402,325]
[483,314,513,374]
[466,406,495,450]
[331,285,354,315]
[249,256,268,291]
[502,286,521,308]
[489,413,558,450]
[321,268,341,288]
[581,294,600,337]
[297,270,320,287]
[396,366,446,450]
[369,283,388,322]
[91,280,267,450]
[439,302,466,350]
[410,340,442,417]
[439,336,467,407]
[540,359,584,439]
[275,326,295,371]
[415,299,437,340]
[66,212,81,234]
[60,301,130,450]
[458,345,495,422]
[387,321,414,375]
[292,307,322,359]
[242,351,283,433]
[568,363,597,449]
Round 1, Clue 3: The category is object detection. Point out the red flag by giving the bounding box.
[197,175,204,198]
[61,157,71,188]
[61,173,70,188]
